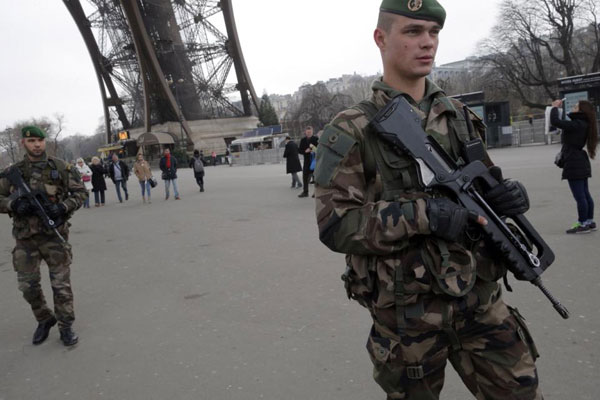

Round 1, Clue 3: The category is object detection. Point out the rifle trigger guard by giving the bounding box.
[528,252,541,268]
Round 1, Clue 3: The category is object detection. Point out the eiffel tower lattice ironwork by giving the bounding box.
[63,0,259,143]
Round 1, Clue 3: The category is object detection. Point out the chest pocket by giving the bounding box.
[367,132,422,202]
[42,167,67,201]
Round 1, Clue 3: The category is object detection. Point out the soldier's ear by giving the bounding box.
[374,28,387,50]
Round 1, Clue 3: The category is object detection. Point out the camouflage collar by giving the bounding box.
[429,96,459,120]
[371,77,444,107]
[23,152,49,163]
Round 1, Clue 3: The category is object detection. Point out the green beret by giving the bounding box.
[21,125,46,139]
[380,0,446,27]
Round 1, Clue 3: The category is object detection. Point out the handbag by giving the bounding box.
[148,177,157,188]
[309,152,316,171]
[82,175,91,182]
[554,150,564,168]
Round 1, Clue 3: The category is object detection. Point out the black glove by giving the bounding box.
[46,203,67,219]
[426,198,478,242]
[484,166,530,216]
[11,197,34,216]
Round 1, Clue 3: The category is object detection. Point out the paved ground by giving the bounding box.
[0,144,598,400]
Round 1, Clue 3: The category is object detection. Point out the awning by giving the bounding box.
[98,144,123,153]
[137,132,176,146]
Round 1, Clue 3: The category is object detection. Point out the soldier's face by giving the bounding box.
[375,14,440,80]
[22,138,46,158]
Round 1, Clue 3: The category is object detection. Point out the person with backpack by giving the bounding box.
[189,149,205,192]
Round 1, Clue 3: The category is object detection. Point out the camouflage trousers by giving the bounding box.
[12,234,74,329]
[366,284,542,400]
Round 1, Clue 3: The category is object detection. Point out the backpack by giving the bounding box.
[193,157,204,173]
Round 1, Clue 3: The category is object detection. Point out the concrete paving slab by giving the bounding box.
[0,144,598,399]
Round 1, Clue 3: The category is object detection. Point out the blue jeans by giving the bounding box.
[93,190,105,205]
[114,179,128,202]
[139,180,151,199]
[568,179,594,223]
[164,179,179,198]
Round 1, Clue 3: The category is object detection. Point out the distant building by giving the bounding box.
[430,57,490,83]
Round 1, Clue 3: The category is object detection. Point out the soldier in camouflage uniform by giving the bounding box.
[0,126,87,346]
[314,1,542,399]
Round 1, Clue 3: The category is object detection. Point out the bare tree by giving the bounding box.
[479,0,600,109]
[49,113,66,158]
[0,127,21,165]
[283,82,354,136]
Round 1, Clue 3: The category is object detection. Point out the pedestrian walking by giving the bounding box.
[225,147,232,166]
[551,99,598,233]
[0,125,87,346]
[90,156,107,207]
[107,153,129,203]
[283,136,302,189]
[211,150,217,166]
[298,126,318,198]
[314,1,541,398]
[159,148,180,200]
[133,153,153,204]
[189,149,205,192]
[75,157,92,208]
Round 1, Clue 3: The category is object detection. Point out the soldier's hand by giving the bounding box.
[47,203,67,219]
[484,166,530,216]
[426,198,484,242]
[11,197,34,216]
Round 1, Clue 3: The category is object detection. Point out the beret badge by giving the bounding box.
[408,0,423,12]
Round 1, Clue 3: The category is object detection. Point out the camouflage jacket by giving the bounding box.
[314,79,507,310]
[0,154,88,239]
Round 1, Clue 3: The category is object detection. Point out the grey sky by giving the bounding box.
[0,0,501,138]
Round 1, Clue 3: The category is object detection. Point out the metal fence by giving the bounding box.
[229,120,567,167]
[510,119,561,147]
[231,148,285,166]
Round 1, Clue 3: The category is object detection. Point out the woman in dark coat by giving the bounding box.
[283,136,302,189]
[551,99,598,233]
[90,156,108,206]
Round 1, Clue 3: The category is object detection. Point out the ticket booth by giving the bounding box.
[451,92,511,148]
[558,72,600,117]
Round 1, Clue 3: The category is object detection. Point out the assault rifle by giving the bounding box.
[1,167,66,243]
[370,95,569,319]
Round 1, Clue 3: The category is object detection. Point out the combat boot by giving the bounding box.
[59,327,79,346]
[32,316,57,345]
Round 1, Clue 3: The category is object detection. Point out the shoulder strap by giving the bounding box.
[354,100,379,184]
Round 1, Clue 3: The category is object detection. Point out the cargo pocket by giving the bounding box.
[508,306,539,360]
[421,238,476,297]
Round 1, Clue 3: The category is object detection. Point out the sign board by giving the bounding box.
[564,91,588,114]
